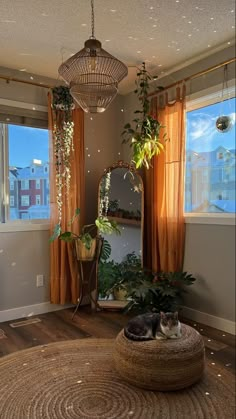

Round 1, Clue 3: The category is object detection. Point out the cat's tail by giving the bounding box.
[124,328,153,341]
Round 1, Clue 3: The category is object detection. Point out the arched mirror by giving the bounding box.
[97,160,144,306]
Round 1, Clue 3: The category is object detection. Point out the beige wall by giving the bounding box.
[0,229,50,311]
[183,223,235,322]
[84,95,126,224]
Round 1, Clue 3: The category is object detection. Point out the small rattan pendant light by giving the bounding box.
[58,0,128,113]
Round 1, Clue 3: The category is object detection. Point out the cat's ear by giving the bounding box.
[160,311,165,317]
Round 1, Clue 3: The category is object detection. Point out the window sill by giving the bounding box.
[0,221,50,233]
[185,213,235,226]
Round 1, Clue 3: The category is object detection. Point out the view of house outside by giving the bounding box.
[185,97,235,213]
[8,125,50,220]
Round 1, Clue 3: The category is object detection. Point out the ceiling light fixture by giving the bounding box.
[58,0,128,113]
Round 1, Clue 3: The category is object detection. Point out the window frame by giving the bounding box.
[184,80,236,226]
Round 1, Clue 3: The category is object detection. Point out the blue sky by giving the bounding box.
[187,97,235,152]
[9,125,49,167]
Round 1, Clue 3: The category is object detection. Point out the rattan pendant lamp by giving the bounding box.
[58,0,128,113]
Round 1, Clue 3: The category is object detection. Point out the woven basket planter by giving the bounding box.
[114,323,205,391]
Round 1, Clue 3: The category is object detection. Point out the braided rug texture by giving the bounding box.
[0,338,234,419]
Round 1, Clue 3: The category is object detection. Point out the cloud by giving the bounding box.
[188,112,218,143]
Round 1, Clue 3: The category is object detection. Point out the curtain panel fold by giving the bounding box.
[143,86,186,273]
[48,94,85,304]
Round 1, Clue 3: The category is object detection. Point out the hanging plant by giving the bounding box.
[51,86,75,223]
[122,62,166,169]
[98,170,112,217]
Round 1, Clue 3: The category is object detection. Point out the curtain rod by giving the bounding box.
[149,57,236,97]
[0,74,54,89]
[0,57,235,91]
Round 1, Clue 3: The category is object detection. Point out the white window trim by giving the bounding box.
[0,220,50,232]
[185,81,235,224]
[186,81,235,112]
[185,213,235,225]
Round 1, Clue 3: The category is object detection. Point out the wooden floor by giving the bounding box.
[0,307,235,375]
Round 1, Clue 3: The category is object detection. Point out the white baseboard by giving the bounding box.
[0,302,73,323]
[181,306,236,335]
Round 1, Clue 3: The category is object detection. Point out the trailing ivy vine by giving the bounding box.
[51,86,75,223]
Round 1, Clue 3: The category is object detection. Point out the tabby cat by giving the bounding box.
[124,311,182,341]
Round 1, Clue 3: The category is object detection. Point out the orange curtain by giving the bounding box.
[143,86,186,273]
[48,94,85,304]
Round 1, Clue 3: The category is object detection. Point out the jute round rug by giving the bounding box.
[0,339,234,419]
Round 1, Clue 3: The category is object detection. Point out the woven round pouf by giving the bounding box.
[114,323,205,391]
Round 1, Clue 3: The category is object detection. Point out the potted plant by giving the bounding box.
[121,62,166,169]
[123,270,197,314]
[107,199,119,216]
[50,208,121,261]
[106,253,142,300]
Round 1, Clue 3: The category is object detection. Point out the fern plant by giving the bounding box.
[122,62,166,169]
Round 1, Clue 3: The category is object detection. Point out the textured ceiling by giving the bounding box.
[0,0,235,93]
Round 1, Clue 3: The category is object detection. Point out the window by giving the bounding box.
[185,96,235,214]
[36,179,41,189]
[0,124,50,222]
[36,195,41,205]
[21,195,29,206]
[217,152,224,160]
[21,180,29,190]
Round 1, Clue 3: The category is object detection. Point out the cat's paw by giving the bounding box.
[156,333,167,340]
[170,335,178,339]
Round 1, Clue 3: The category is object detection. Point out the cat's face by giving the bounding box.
[160,311,179,329]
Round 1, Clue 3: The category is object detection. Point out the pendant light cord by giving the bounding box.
[91,0,95,38]
[220,64,231,116]
[221,65,228,101]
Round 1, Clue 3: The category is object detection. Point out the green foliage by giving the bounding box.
[122,62,166,169]
[98,252,196,309]
[52,86,74,111]
[100,239,112,262]
[108,199,119,212]
[102,253,143,296]
[50,208,121,250]
[124,270,197,314]
[98,259,118,298]
[95,217,121,236]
